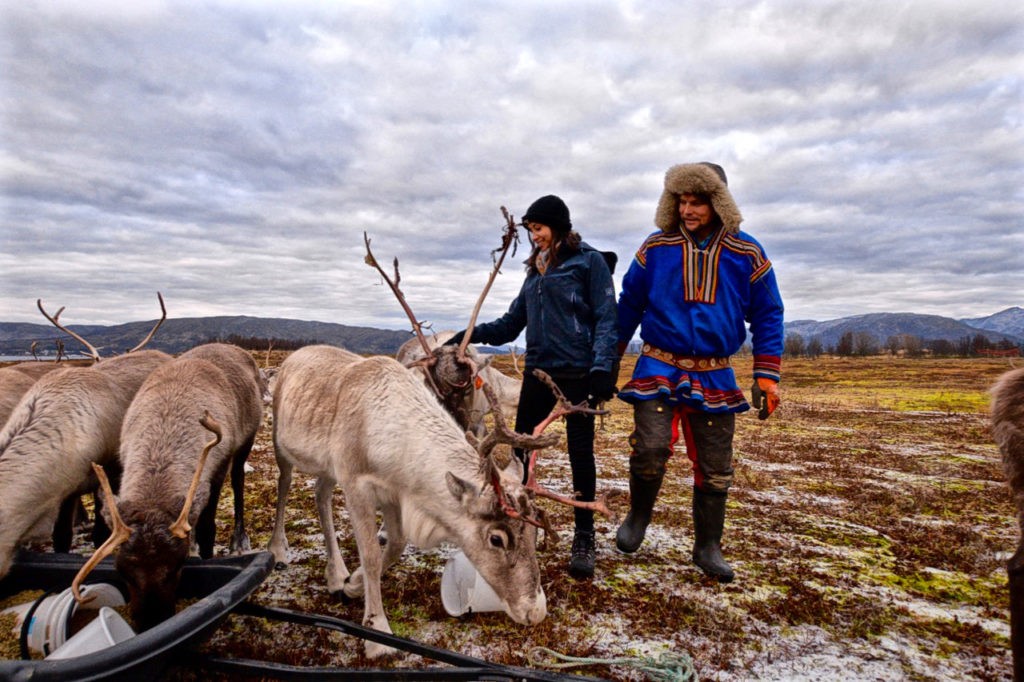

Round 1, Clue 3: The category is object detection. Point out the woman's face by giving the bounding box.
[527,221,554,251]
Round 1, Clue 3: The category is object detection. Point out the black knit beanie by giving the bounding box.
[523,195,572,236]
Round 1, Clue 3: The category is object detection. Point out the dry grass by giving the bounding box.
[22,354,1020,680]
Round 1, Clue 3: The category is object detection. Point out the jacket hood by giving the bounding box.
[654,162,743,234]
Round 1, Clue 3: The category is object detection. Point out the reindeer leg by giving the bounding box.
[229,437,254,553]
[269,455,294,567]
[343,483,395,659]
[313,477,350,596]
[195,474,225,559]
[1011,543,1024,682]
[378,505,406,573]
[53,494,78,553]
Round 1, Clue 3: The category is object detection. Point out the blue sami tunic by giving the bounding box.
[617,226,784,413]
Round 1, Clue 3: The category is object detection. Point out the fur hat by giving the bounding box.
[523,195,572,236]
[654,162,743,234]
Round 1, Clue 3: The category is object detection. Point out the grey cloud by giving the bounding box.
[1,0,1021,330]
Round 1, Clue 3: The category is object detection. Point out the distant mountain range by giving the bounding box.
[1,307,1020,358]
[784,307,1022,349]
[0,316,414,357]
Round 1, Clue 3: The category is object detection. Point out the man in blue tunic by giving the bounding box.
[615,162,784,582]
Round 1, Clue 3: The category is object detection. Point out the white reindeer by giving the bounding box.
[71,342,265,630]
[270,344,558,658]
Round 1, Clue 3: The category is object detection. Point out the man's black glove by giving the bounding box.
[588,370,617,406]
[444,330,466,346]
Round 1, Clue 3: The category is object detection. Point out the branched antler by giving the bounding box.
[523,369,621,523]
[364,232,437,361]
[459,207,520,357]
[473,379,557,532]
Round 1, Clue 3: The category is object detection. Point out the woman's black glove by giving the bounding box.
[588,370,617,406]
[444,330,466,346]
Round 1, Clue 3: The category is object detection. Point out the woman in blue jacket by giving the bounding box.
[448,195,618,579]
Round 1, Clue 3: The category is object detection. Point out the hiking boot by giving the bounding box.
[568,530,596,579]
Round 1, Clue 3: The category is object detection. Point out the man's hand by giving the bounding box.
[751,377,780,420]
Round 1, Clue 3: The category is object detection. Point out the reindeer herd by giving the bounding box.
[0,215,624,660]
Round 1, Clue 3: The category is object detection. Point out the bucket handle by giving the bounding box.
[18,588,57,659]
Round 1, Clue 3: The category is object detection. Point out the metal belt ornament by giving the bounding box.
[640,343,731,371]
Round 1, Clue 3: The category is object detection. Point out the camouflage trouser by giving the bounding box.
[630,399,735,494]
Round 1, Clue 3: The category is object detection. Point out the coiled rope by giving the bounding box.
[527,645,697,682]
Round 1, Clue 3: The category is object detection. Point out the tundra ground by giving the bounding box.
[46,355,1021,680]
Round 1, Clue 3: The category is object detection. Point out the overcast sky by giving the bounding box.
[1,1,1021,334]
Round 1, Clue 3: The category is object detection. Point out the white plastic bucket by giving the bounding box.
[440,550,504,616]
[1,583,126,656]
[47,606,135,659]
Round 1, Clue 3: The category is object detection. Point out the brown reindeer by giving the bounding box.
[0,296,169,577]
[72,343,265,629]
[992,367,1024,680]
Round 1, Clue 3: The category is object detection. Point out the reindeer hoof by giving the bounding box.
[274,561,288,571]
[364,640,398,660]
[330,589,355,604]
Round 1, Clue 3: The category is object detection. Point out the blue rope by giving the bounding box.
[527,645,698,682]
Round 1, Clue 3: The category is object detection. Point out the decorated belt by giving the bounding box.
[641,343,731,371]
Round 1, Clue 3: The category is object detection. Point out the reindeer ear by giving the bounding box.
[445,471,480,502]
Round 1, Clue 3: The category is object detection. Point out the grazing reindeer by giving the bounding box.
[991,367,1024,680]
[271,345,561,658]
[395,330,522,436]
[365,208,521,433]
[71,343,265,629]
[0,298,169,578]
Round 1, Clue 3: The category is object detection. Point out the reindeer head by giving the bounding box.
[112,503,191,629]
[444,457,547,625]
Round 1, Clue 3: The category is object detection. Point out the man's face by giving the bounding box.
[678,193,715,234]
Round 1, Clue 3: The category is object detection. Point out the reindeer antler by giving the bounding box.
[126,292,167,353]
[72,463,133,604]
[472,379,558,531]
[169,412,223,539]
[37,299,101,363]
[364,232,435,360]
[458,207,520,358]
[474,381,559,460]
[523,370,621,522]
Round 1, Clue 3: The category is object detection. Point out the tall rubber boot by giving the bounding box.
[692,488,734,583]
[615,448,669,553]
